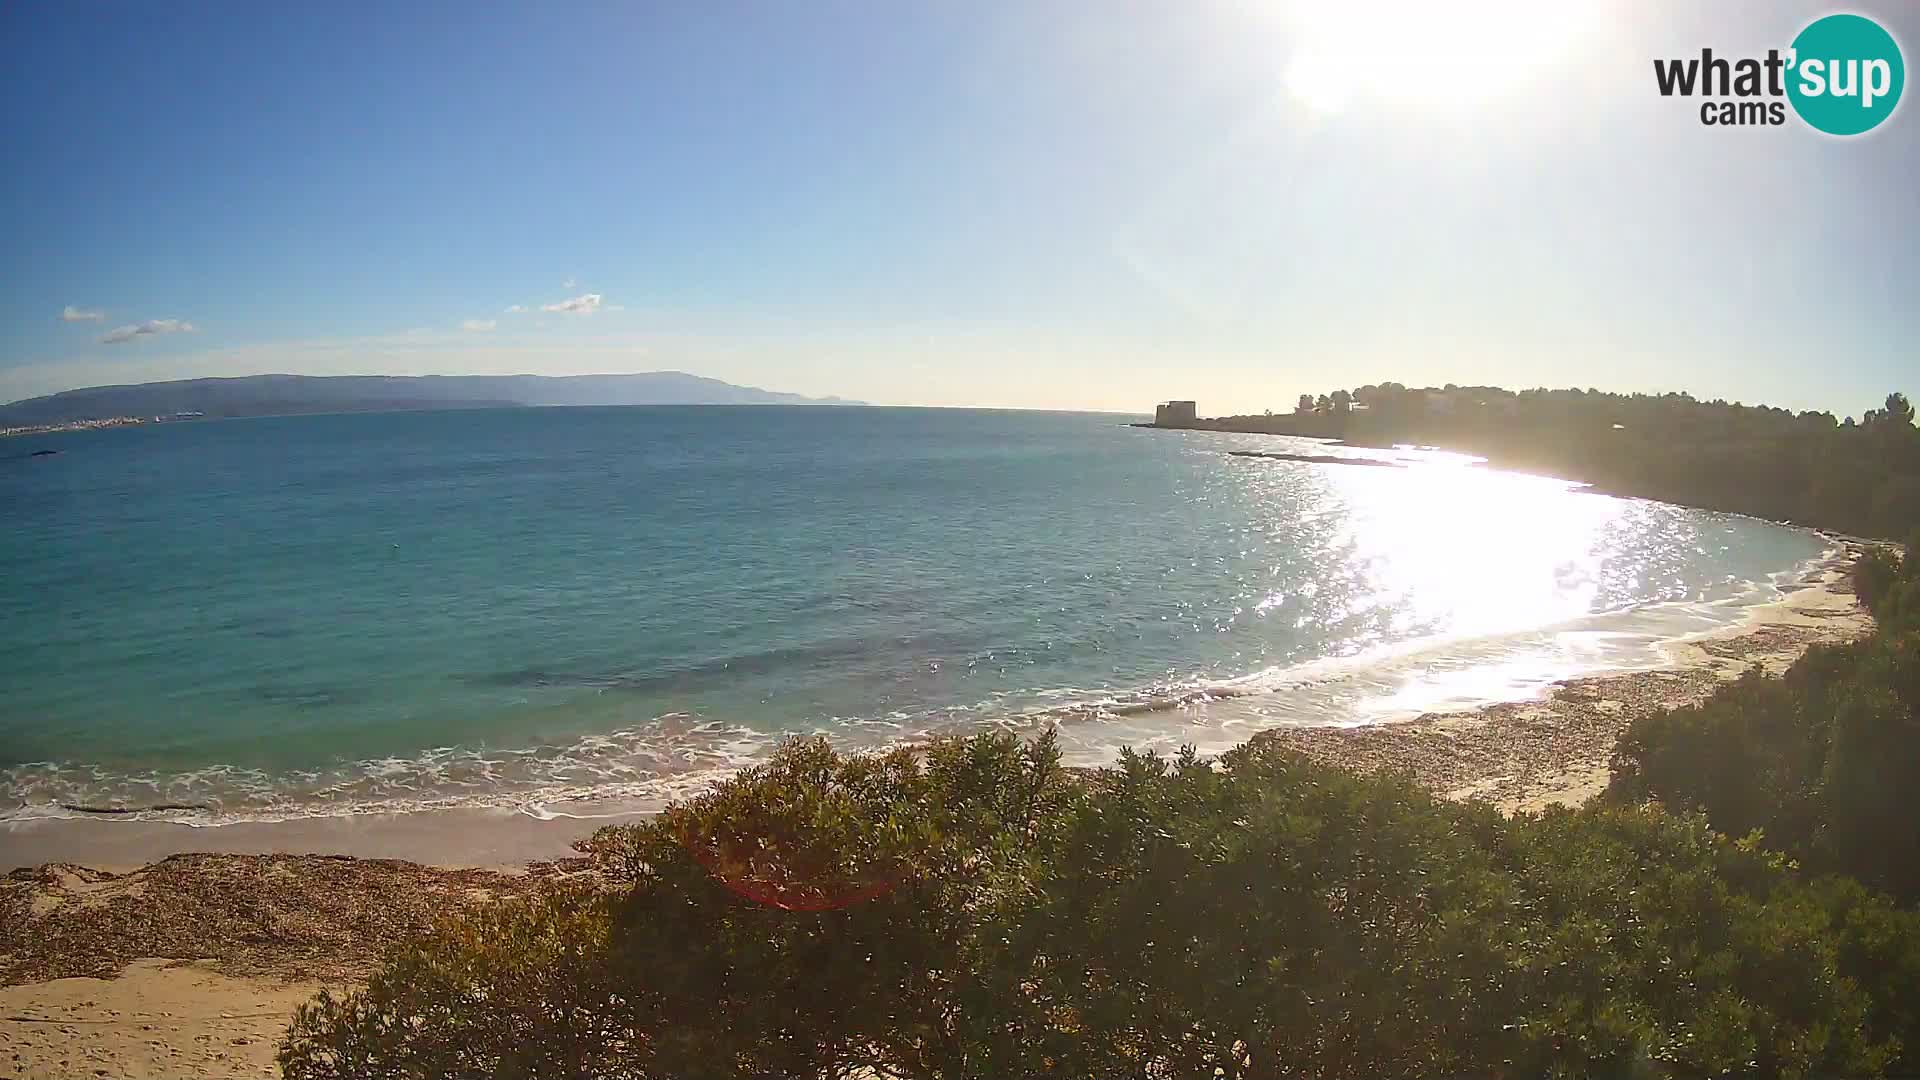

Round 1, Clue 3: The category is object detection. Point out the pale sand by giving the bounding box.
[0,540,1875,1079]
[0,961,322,1079]
[2,855,577,1079]
[1239,541,1873,814]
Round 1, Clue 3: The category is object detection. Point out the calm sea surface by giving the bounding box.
[0,406,1826,822]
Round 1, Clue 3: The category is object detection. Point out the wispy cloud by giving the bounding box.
[561,277,577,290]
[100,319,195,345]
[504,304,527,314]
[542,292,602,315]
[461,319,497,332]
[62,305,106,322]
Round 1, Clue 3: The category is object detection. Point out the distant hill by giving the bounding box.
[0,372,861,427]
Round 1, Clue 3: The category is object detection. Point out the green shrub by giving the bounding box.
[285,732,1077,1080]
[598,732,1075,1080]
[282,733,1917,1079]
[1876,577,1920,635]
[277,885,633,1080]
[1606,664,1830,854]
[1854,545,1906,618]
[1852,538,1920,632]
[1023,744,1527,1078]
[1801,875,1920,1074]
[1493,806,1887,1077]
[1610,619,1920,903]
[1817,648,1920,899]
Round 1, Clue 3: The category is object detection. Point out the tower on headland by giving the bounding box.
[1154,400,1197,427]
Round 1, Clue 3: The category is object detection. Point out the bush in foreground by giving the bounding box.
[281,731,1920,1079]
[1609,540,1920,902]
[277,885,633,1079]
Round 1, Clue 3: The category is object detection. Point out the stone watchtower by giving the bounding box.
[1154,401,1197,427]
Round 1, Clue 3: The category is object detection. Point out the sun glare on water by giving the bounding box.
[1282,0,1599,113]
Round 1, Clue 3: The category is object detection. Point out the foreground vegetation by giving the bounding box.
[1611,534,1920,900]
[283,537,1920,1079]
[1189,386,1920,540]
[280,737,1920,1079]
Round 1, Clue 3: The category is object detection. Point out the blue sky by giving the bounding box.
[2,1,1914,416]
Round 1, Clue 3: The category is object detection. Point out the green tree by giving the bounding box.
[1879,392,1915,429]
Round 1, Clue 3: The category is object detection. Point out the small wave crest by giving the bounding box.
[0,714,769,826]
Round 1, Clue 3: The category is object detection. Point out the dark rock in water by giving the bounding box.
[1227,450,1403,468]
[59,801,215,815]
[29,448,59,456]
[251,683,359,708]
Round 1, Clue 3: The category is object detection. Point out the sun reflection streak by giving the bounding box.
[1235,451,1634,649]
[1326,461,1623,637]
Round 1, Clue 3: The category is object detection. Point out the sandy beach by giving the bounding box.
[0,855,589,1078]
[0,543,1875,1079]
[1242,542,1873,814]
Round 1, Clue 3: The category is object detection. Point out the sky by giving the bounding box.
[1,1,1915,417]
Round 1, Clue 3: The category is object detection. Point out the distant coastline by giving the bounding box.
[0,371,862,430]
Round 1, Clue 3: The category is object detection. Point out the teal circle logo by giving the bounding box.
[1787,13,1904,136]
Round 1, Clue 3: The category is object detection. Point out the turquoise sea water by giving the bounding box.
[0,406,1826,822]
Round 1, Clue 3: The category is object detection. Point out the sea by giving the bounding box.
[0,406,1828,825]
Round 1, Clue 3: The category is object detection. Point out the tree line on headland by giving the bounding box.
[1173,384,1920,541]
[279,548,1920,1076]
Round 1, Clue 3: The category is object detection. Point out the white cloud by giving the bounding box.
[100,319,195,345]
[62,305,106,322]
[561,277,577,289]
[461,319,497,332]
[541,292,603,315]
[504,304,527,314]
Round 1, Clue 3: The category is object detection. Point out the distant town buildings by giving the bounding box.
[0,412,203,439]
[0,416,143,438]
[1154,400,1197,426]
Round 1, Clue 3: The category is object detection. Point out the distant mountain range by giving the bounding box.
[0,372,861,427]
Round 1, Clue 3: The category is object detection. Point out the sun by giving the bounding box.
[1282,0,1600,113]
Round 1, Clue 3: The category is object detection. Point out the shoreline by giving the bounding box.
[0,538,1864,873]
[0,542,1874,1079]
[1241,543,1870,814]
